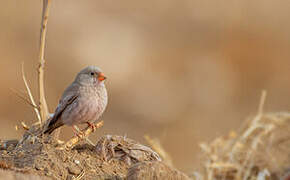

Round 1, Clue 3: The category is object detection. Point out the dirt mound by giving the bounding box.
[0,169,49,180]
[0,124,189,180]
[127,161,191,180]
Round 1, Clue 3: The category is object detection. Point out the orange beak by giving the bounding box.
[97,72,107,81]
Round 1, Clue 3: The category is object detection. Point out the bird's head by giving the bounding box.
[75,66,107,86]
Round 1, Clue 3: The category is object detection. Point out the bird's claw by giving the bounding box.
[75,131,85,139]
[87,122,97,132]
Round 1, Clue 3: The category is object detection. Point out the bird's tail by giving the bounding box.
[44,118,64,134]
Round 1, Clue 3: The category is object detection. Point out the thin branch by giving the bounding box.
[73,126,96,146]
[21,122,30,131]
[38,0,51,122]
[258,90,267,115]
[75,170,85,180]
[62,121,104,150]
[21,63,42,123]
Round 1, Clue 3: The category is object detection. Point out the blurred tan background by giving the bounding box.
[1,0,290,172]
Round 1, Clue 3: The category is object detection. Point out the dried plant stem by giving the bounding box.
[231,90,268,153]
[21,63,42,123]
[73,126,96,146]
[21,122,30,130]
[63,121,104,150]
[38,0,51,122]
[258,90,267,115]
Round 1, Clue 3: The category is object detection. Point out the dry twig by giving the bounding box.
[74,170,85,180]
[38,0,51,122]
[21,122,30,131]
[63,121,104,150]
[73,126,96,146]
[21,63,41,123]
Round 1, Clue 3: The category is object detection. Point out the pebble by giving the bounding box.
[68,165,81,175]
[2,150,7,155]
[35,164,44,171]
[74,159,80,165]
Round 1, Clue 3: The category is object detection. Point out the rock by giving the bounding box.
[67,165,81,175]
[95,135,161,166]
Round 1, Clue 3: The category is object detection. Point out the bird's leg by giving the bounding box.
[72,125,85,138]
[86,122,97,132]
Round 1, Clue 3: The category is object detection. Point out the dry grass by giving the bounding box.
[196,91,290,180]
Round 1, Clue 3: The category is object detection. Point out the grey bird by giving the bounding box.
[44,66,108,135]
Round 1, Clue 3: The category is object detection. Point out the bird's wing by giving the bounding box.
[47,84,79,129]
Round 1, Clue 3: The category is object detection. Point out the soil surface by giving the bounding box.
[0,124,190,180]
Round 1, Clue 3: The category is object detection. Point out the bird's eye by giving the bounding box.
[90,72,95,76]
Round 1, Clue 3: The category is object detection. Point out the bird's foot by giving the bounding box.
[87,122,97,132]
[72,125,85,139]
